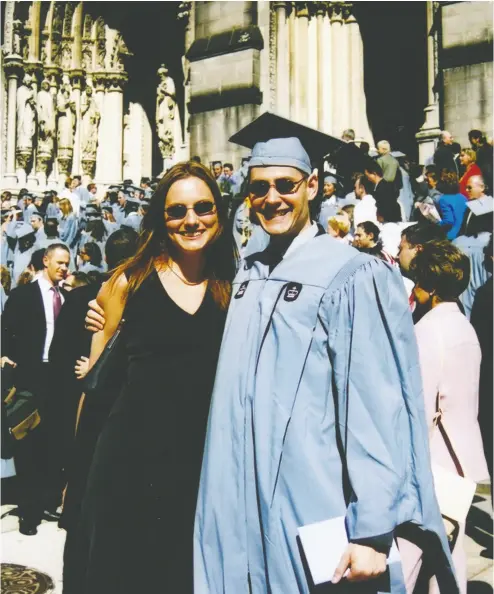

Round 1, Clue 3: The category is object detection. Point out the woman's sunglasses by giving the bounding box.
[165,200,216,220]
[248,177,306,199]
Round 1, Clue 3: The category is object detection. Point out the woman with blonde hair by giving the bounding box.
[58,198,79,256]
[63,161,236,594]
[327,213,351,243]
[459,148,482,197]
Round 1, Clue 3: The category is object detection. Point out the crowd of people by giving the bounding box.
[0,115,492,594]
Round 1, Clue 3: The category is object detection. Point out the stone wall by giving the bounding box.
[187,1,263,167]
[440,1,493,145]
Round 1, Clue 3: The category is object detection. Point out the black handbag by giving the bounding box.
[82,319,126,394]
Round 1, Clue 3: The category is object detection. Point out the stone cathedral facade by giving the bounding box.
[1,1,492,193]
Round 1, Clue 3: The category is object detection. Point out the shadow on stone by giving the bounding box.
[466,504,494,551]
[468,581,494,594]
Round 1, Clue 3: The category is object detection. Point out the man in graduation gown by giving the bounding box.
[194,113,457,593]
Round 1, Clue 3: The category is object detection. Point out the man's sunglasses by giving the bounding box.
[466,186,473,190]
[248,177,306,199]
[165,200,216,220]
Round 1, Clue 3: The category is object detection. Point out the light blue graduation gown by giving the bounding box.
[34,228,48,250]
[454,231,492,319]
[59,214,79,254]
[195,233,457,594]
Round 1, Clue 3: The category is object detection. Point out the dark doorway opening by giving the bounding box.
[84,2,186,177]
[354,1,428,161]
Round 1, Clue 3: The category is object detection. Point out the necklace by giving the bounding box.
[163,264,206,286]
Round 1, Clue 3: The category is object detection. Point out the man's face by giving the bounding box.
[377,145,387,156]
[323,182,336,198]
[24,197,33,208]
[223,166,233,178]
[70,179,79,190]
[43,248,70,284]
[466,180,485,200]
[30,216,43,231]
[443,132,453,145]
[470,136,480,148]
[248,166,316,238]
[117,192,127,206]
[213,164,222,179]
[398,236,418,272]
[353,227,373,249]
[90,186,97,195]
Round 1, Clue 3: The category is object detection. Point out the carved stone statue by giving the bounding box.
[156,64,178,159]
[56,83,76,149]
[16,73,36,151]
[81,86,101,159]
[36,79,56,156]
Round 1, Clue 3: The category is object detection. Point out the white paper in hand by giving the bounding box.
[298,516,400,587]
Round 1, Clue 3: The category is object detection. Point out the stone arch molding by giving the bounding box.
[1,1,132,190]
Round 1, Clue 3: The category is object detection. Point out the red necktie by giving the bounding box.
[51,286,62,321]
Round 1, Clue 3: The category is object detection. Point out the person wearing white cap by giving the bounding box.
[194,112,457,593]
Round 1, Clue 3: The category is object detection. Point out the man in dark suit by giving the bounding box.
[433,130,458,174]
[364,161,402,222]
[1,243,70,535]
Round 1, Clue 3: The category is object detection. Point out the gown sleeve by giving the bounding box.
[323,257,428,550]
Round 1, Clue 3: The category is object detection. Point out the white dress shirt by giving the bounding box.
[38,276,65,362]
[353,194,378,227]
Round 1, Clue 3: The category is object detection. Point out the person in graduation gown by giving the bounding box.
[58,198,80,258]
[194,113,458,594]
[11,223,37,289]
[318,174,344,228]
[31,211,48,248]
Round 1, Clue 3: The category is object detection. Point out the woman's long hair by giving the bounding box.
[59,198,73,217]
[109,161,236,310]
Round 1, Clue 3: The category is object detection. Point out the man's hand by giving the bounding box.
[85,299,105,332]
[75,356,90,379]
[1,356,17,368]
[332,543,387,583]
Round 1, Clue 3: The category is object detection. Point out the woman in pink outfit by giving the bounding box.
[398,240,489,594]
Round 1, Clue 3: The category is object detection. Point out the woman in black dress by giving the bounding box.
[63,162,235,593]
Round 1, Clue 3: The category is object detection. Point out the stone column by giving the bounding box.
[45,66,62,188]
[25,63,42,188]
[416,1,441,163]
[330,3,347,137]
[288,7,298,121]
[273,1,290,117]
[28,1,42,62]
[322,11,332,133]
[347,10,372,142]
[178,1,193,159]
[315,3,327,130]
[3,57,23,187]
[307,10,318,128]
[70,69,84,176]
[101,73,127,184]
[93,74,107,184]
[295,4,310,123]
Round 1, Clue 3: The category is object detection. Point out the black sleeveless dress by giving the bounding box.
[64,270,226,594]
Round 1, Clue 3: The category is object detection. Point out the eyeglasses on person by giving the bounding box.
[165,200,216,220]
[248,177,307,199]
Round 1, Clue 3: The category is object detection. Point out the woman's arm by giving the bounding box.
[88,273,128,370]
